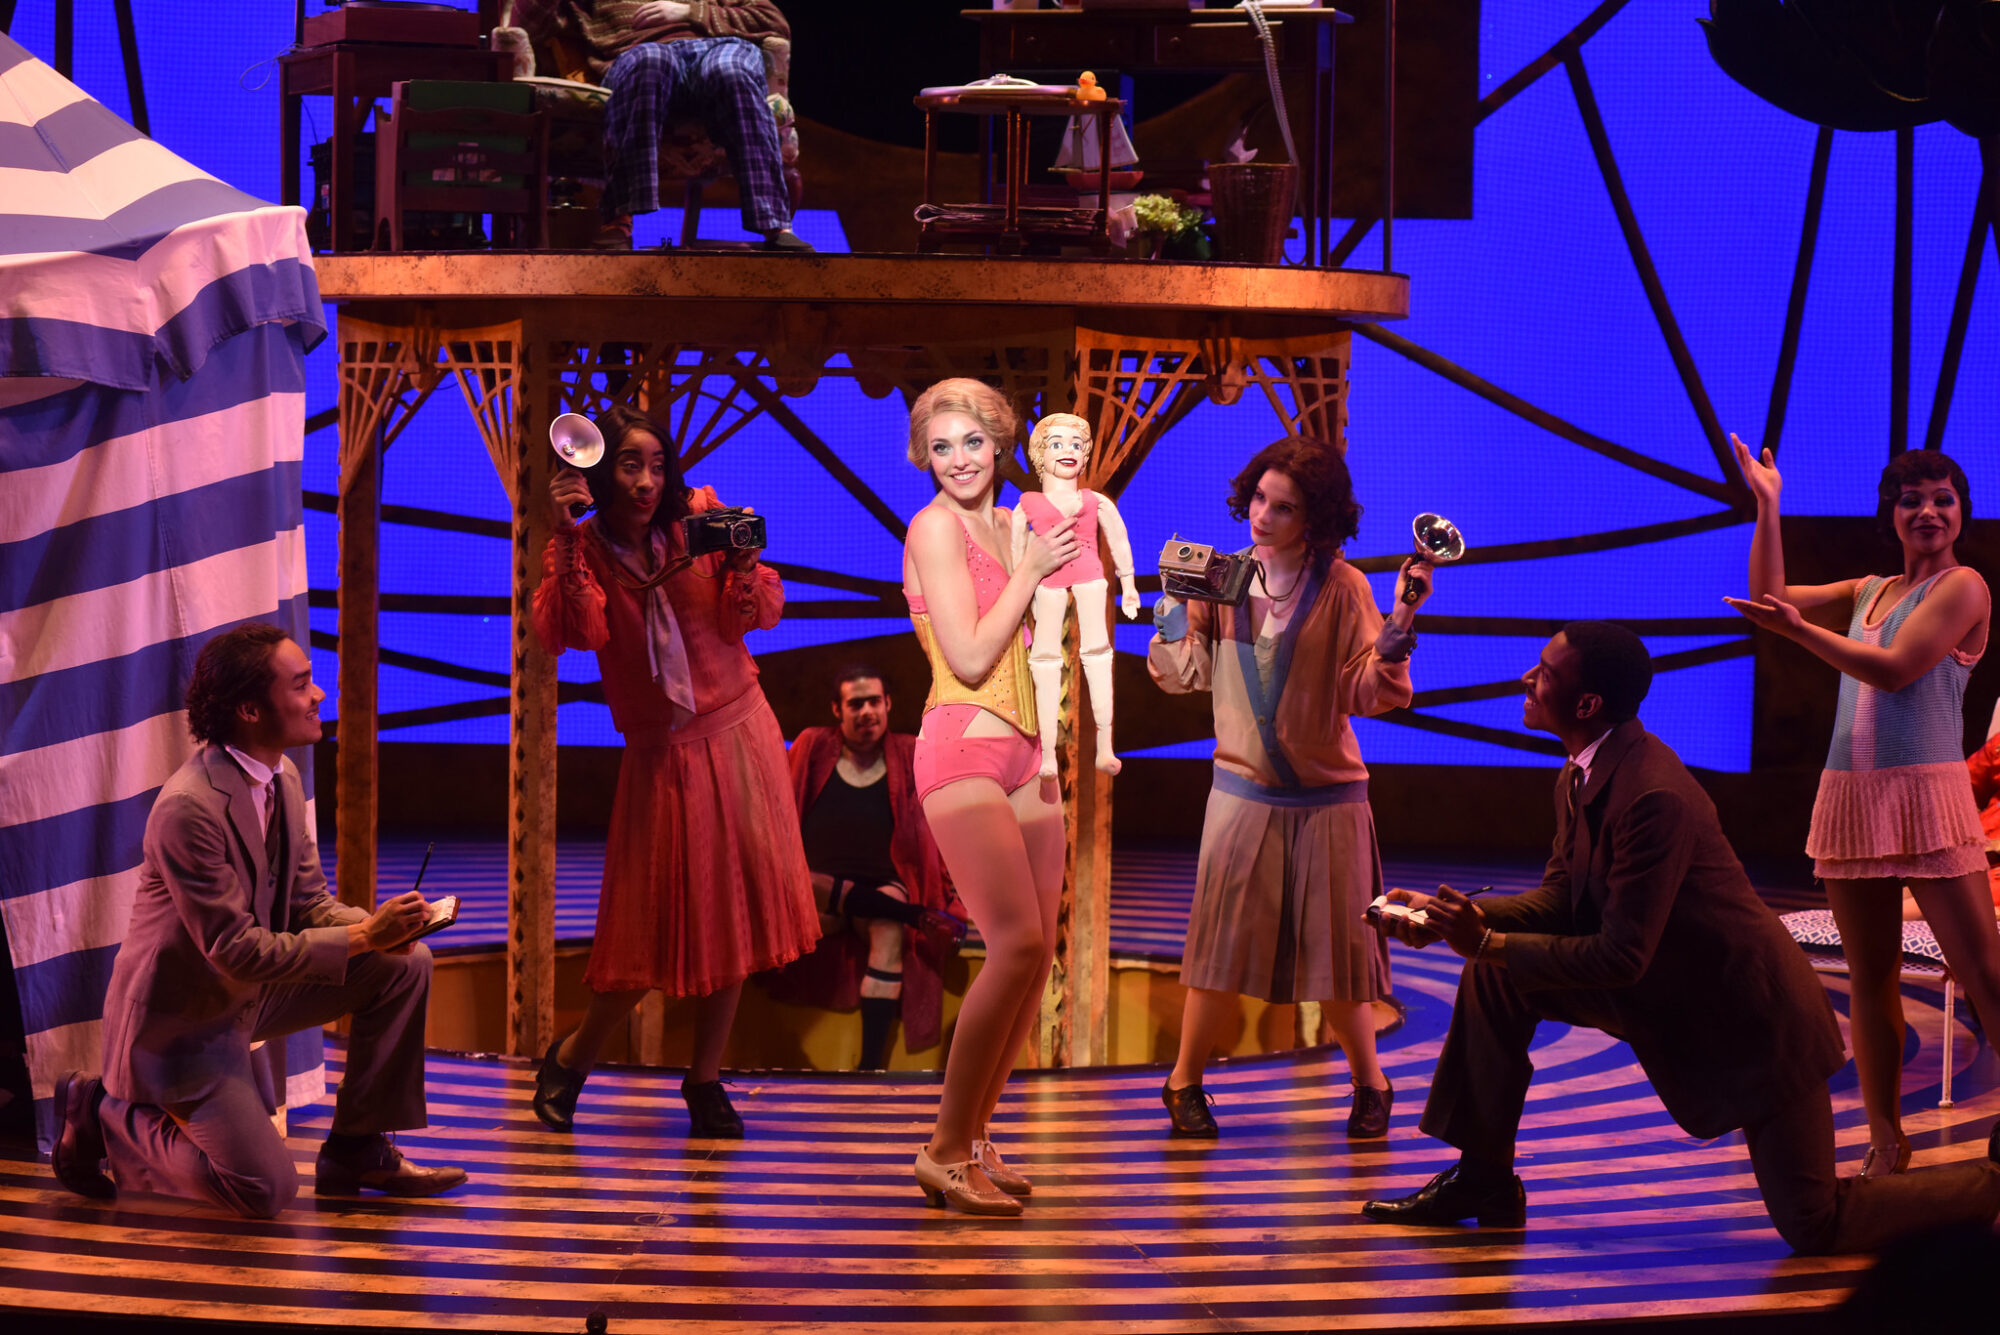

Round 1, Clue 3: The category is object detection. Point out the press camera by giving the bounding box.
[684,508,767,558]
[1158,536,1258,605]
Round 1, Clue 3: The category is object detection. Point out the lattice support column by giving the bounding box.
[334,317,443,912]
[508,329,558,1060]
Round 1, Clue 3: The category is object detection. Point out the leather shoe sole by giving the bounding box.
[1362,1167,1526,1228]
[315,1157,467,1199]
[51,1071,115,1201]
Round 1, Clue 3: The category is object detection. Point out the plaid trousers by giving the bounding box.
[601,37,791,233]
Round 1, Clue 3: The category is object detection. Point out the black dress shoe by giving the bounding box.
[682,1079,745,1138]
[532,1035,588,1132]
[1363,1164,1526,1227]
[1162,1081,1219,1138]
[51,1071,115,1200]
[314,1135,467,1198]
[1347,1080,1394,1139]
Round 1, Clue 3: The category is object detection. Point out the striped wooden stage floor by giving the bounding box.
[331,839,1821,963]
[6,942,1993,1332]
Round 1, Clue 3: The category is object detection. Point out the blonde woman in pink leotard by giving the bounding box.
[902,379,1079,1216]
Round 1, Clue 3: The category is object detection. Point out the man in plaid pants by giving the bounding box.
[517,0,809,251]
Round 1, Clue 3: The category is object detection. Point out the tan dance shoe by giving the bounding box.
[914,1148,1023,1216]
[973,1138,1031,1197]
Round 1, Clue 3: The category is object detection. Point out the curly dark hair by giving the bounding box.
[185,622,290,746]
[582,404,693,534]
[830,662,891,704]
[1225,437,1362,556]
[1876,450,1972,553]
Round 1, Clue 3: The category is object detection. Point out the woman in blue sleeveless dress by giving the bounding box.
[1728,438,2000,1178]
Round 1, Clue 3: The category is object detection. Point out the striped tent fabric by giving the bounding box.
[0,32,327,1150]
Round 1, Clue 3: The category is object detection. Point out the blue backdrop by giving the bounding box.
[11,0,1993,774]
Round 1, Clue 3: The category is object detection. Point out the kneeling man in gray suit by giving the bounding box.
[51,622,466,1217]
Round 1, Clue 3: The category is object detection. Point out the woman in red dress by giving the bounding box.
[529,405,820,1137]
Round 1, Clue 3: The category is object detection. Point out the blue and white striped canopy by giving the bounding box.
[0,31,329,1146]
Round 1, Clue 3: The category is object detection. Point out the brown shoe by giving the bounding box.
[1346,1080,1394,1139]
[1162,1080,1219,1138]
[314,1135,467,1198]
[51,1071,115,1200]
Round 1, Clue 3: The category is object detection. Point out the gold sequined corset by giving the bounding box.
[909,606,1037,738]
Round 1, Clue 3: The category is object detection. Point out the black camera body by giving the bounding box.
[1158,536,1258,605]
[683,508,767,558]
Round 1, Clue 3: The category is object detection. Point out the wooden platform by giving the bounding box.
[6,946,1993,1332]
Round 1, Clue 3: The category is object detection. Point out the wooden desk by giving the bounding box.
[280,42,511,252]
[964,7,1352,266]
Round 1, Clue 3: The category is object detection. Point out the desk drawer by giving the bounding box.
[1154,25,1268,67]
[1006,24,1140,67]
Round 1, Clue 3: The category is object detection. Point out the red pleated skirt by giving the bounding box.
[585,687,821,997]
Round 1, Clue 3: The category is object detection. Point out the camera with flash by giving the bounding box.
[1158,536,1258,605]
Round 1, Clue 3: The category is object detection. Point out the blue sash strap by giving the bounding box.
[1212,765,1368,808]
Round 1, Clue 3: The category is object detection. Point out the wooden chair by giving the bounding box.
[373,79,550,251]
[505,30,801,246]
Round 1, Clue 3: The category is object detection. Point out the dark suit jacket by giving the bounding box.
[102,746,364,1107]
[1480,719,1845,1139]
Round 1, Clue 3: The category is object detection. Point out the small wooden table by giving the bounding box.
[914,88,1123,255]
[279,41,512,252]
[963,6,1352,266]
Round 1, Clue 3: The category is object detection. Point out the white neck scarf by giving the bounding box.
[602,526,698,725]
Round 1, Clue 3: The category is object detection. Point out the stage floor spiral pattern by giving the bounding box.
[4,942,1994,1332]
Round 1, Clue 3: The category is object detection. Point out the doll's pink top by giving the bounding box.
[1019,490,1104,589]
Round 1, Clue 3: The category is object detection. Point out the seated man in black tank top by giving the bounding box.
[780,666,964,1069]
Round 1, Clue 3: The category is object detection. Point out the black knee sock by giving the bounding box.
[832,878,922,928]
[323,1131,377,1154]
[859,995,898,1070]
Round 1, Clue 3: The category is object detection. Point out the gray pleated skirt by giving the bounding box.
[1179,778,1392,1004]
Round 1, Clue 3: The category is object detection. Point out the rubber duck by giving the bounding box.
[1076,71,1107,102]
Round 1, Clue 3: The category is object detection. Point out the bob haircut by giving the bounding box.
[185,622,291,746]
[906,378,1016,472]
[1876,449,1972,553]
[1226,436,1363,557]
[583,404,693,534]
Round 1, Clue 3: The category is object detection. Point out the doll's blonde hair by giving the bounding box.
[1026,412,1094,474]
[906,378,1016,470]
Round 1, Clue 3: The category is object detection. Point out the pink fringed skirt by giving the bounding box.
[587,687,821,997]
[1807,762,1987,882]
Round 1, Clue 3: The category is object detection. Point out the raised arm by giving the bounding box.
[1734,433,1859,623]
[906,505,1079,685]
[1093,492,1142,619]
[1329,569,1414,719]
[1729,566,1989,693]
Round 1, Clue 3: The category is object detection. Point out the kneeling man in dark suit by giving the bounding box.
[51,623,466,1217]
[1364,621,2000,1254]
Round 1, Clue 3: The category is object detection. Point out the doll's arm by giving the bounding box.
[1011,504,1030,571]
[1093,493,1142,618]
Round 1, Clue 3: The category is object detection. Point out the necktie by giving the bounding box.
[263,780,284,930]
[1564,762,1584,820]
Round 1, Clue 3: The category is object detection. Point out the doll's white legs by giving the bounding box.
[1072,578,1119,775]
[1028,585,1070,779]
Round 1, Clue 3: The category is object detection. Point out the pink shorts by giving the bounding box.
[914,704,1040,802]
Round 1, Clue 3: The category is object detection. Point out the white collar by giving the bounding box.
[223,745,276,789]
[1572,730,1610,783]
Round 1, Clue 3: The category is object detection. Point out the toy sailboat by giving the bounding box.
[1052,109,1140,188]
